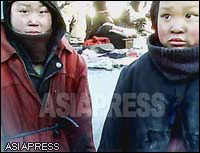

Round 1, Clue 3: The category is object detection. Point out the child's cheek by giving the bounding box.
[191,30,199,45]
[158,28,168,43]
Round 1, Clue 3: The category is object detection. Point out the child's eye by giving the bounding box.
[161,14,171,21]
[19,10,28,14]
[39,10,49,14]
[185,13,199,20]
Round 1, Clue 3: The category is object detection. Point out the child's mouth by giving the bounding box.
[168,38,186,47]
[26,31,40,35]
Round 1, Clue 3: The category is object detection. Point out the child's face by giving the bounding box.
[11,1,52,35]
[157,1,199,49]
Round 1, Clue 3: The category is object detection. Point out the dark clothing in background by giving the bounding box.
[95,24,126,49]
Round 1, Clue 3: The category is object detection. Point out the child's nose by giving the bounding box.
[28,14,40,27]
[170,23,185,34]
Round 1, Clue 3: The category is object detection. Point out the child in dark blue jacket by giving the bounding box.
[98,1,199,152]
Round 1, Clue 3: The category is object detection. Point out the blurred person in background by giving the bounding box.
[57,1,87,42]
[87,1,114,40]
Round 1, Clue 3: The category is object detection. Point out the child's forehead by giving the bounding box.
[14,1,46,8]
[159,1,199,10]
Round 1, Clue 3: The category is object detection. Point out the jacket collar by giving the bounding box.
[1,24,74,64]
[59,36,74,54]
[148,34,199,83]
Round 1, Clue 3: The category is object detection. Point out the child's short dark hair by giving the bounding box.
[150,1,160,35]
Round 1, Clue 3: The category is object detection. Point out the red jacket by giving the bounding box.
[1,25,96,152]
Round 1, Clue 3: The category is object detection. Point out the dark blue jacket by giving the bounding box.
[98,52,199,152]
